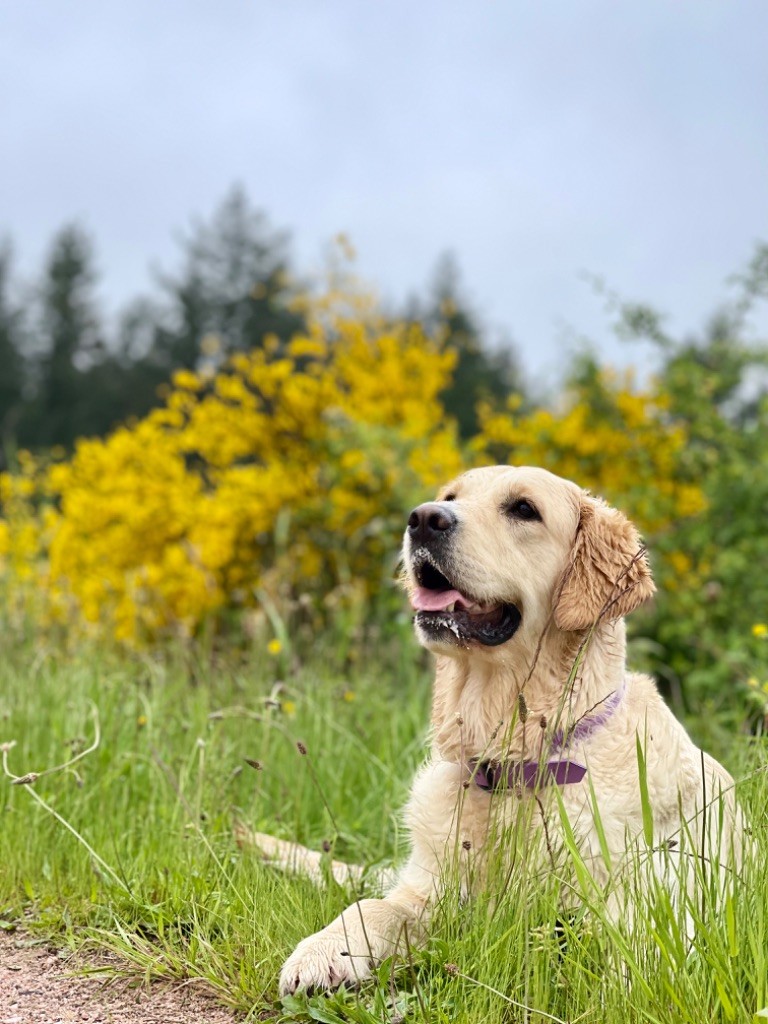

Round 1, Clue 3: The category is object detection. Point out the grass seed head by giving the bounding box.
[12,772,39,786]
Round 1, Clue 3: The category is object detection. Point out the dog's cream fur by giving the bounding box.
[275,466,742,995]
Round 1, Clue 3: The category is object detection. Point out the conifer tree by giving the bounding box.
[154,185,303,370]
[27,225,103,447]
[0,242,27,455]
[428,253,522,438]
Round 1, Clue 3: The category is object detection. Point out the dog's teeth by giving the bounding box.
[446,602,456,613]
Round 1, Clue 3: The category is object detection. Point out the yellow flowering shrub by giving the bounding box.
[1,308,461,642]
[0,289,709,646]
[0,452,57,627]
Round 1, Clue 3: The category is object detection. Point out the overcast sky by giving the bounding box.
[2,1,767,386]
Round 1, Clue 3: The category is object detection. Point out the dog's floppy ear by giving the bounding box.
[554,495,655,632]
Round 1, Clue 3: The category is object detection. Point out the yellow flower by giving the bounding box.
[267,638,283,656]
[281,700,296,717]
[752,623,768,638]
[668,551,692,577]
[172,369,201,391]
[342,690,356,703]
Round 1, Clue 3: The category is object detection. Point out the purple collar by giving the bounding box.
[469,678,627,793]
[470,757,587,790]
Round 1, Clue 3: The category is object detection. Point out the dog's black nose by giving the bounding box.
[407,502,456,544]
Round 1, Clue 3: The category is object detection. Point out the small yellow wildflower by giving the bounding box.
[172,369,201,391]
[342,690,356,703]
[282,700,296,717]
[751,623,768,638]
[137,715,147,728]
[267,638,283,656]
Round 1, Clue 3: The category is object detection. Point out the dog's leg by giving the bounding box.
[239,824,418,992]
[278,759,468,994]
[234,823,397,890]
[234,824,364,886]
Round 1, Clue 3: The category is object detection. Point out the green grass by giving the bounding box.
[1,634,767,1022]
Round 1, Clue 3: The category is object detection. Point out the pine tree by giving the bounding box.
[27,225,103,447]
[154,186,303,370]
[0,242,26,453]
[428,254,523,438]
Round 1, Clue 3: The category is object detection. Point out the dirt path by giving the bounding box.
[0,931,241,1024]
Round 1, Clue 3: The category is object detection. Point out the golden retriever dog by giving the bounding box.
[270,465,743,995]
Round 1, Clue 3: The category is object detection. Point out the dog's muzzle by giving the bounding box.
[405,508,522,648]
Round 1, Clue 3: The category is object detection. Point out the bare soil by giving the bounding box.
[0,931,241,1024]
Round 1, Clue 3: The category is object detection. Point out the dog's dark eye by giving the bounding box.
[442,493,456,502]
[505,499,541,522]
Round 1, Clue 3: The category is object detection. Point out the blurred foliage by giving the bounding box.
[614,288,768,712]
[1,196,767,719]
[0,187,507,463]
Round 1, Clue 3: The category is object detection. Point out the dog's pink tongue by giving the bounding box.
[411,587,467,612]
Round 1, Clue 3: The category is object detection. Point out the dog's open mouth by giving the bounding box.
[410,559,522,647]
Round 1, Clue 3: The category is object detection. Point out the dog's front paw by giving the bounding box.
[279,930,373,995]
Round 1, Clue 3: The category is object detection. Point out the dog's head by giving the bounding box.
[403,465,655,655]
